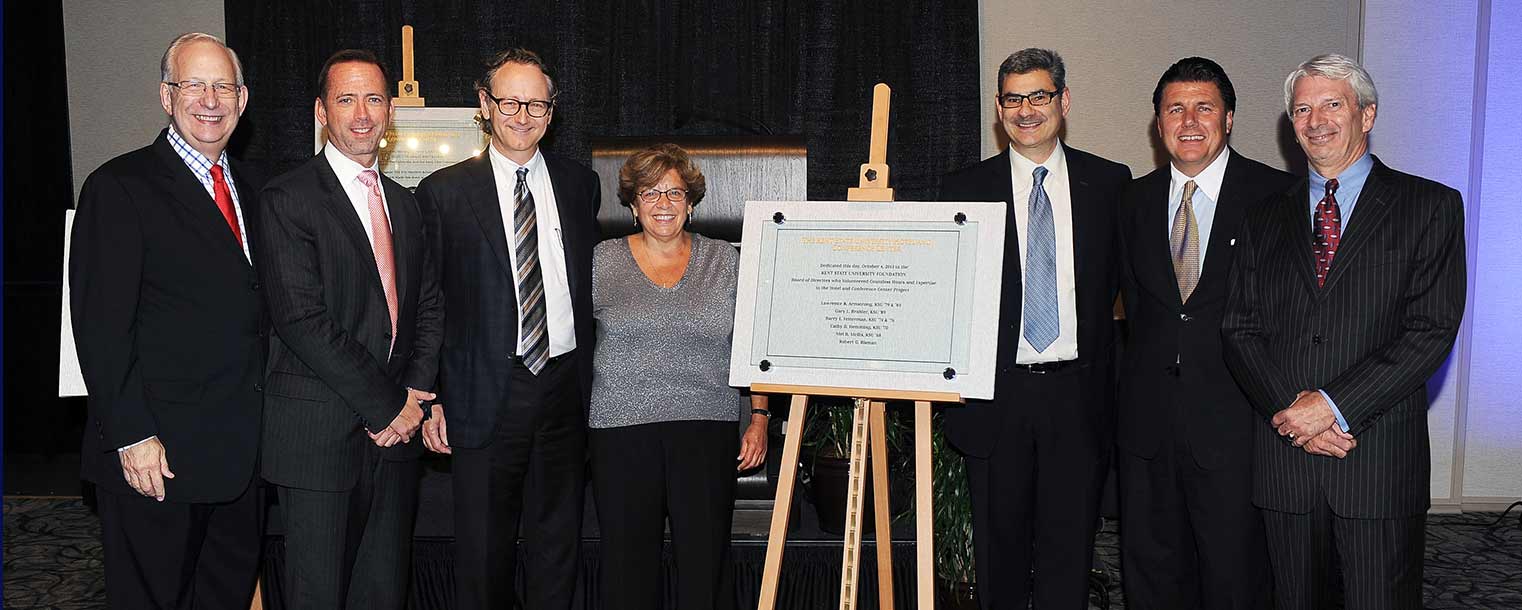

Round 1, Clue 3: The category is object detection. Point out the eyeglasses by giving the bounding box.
[482,91,554,118]
[637,187,689,204]
[996,89,1060,108]
[164,80,241,98]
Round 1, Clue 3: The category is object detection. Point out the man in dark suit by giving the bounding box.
[1223,54,1465,610]
[413,48,601,610]
[939,48,1131,609]
[1116,57,1295,610]
[69,32,265,609]
[257,49,440,609]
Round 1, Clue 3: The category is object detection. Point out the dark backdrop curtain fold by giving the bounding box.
[225,0,981,201]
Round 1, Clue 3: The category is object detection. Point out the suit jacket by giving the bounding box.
[413,151,601,449]
[70,129,266,503]
[1117,151,1296,469]
[938,146,1131,458]
[257,154,441,492]
[1222,156,1464,518]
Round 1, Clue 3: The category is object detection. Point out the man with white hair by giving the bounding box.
[70,32,265,608]
[1222,53,1465,610]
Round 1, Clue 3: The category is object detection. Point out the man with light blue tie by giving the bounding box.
[939,48,1131,610]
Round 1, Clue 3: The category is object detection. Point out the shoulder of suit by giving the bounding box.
[261,154,327,195]
[1372,158,1461,201]
[416,153,487,190]
[87,141,163,183]
[942,152,1005,182]
[1064,145,1131,181]
[541,151,600,182]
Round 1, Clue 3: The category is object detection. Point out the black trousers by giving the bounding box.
[1262,501,1425,610]
[1118,436,1269,610]
[451,354,586,610]
[590,420,739,610]
[97,478,262,610]
[276,444,421,610]
[963,365,1109,610]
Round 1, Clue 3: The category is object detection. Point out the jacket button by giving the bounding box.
[254,383,263,392]
[1312,334,1323,345]
[251,281,262,291]
[1179,313,1193,322]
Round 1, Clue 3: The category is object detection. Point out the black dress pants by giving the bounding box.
[590,419,739,610]
[97,478,262,610]
[277,444,421,610]
[1262,501,1425,610]
[450,354,586,610]
[1118,434,1269,610]
[962,365,1109,610]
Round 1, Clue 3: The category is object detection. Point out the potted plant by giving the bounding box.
[801,396,909,535]
[927,411,977,608]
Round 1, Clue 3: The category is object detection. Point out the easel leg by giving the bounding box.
[914,400,933,609]
[868,401,895,609]
[758,394,810,610]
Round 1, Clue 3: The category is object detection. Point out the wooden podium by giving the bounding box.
[753,84,959,610]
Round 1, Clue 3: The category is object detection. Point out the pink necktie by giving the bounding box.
[356,170,398,355]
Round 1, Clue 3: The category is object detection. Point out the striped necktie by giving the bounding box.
[513,167,550,374]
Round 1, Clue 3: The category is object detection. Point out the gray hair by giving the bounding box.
[998,48,1066,92]
[160,32,244,86]
[1282,53,1377,115]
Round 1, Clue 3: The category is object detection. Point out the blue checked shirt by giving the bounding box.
[167,127,250,262]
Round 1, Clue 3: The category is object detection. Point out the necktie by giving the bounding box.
[356,170,398,356]
[513,167,550,374]
[1312,178,1342,287]
[1024,166,1059,352]
[1170,180,1201,302]
[209,164,242,246]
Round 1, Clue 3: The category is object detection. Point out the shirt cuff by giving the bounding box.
[1317,390,1350,433]
[117,435,157,453]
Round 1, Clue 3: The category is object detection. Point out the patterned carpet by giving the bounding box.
[4,496,1519,609]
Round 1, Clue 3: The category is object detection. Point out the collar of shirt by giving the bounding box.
[322,142,387,246]
[1007,140,1068,190]
[487,144,546,179]
[1169,147,1230,204]
[167,126,233,186]
[1309,151,1373,225]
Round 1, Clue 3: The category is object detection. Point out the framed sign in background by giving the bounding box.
[313,106,487,188]
[729,200,1006,400]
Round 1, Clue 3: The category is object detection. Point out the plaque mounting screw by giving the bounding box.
[772,212,785,224]
[865,168,878,182]
[760,360,772,371]
[954,212,967,225]
[943,367,956,380]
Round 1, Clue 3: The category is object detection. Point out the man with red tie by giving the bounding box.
[257,49,441,609]
[70,32,265,609]
[1223,54,1465,610]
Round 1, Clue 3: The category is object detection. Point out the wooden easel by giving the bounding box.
[395,25,425,107]
[754,84,960,610]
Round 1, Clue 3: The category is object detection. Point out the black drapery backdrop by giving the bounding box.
[225,0,983,202]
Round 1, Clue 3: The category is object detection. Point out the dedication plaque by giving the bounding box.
[729,200,1006,400]
[314,106,488,188]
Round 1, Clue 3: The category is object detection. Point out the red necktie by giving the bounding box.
[1312,178,1342,287]
[209,164,242,246]
[357,170,399,356]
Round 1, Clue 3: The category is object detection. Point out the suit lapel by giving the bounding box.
[1197,155,1248,293]
[991,150,1022,306]
[382,177,414,312]
[1136,171,1181,306]
[1277,179,1320,292]
[544,154,587,306]
[465,155,515,282]
[313,159,389,310]
[151,133,250,268]
[1321,157,1395,292]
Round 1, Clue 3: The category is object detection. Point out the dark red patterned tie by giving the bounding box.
[1312,178,1342,287]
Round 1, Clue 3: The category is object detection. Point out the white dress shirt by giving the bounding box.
[489,146,577,358]
[1165,148,1230,267]
[1008,143,1079,363]
[323,143,389,251]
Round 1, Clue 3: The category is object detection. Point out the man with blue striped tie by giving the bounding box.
[939,48,1131,610]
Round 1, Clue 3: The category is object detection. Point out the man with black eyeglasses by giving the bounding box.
[69,32,265,609]
[412,48,602,610]
[938,47,1131,609]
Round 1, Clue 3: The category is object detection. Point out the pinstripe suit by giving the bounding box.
[258,153,442,608]
[1222,156,1465,609]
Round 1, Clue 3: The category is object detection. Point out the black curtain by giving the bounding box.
[225,0,982,202]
